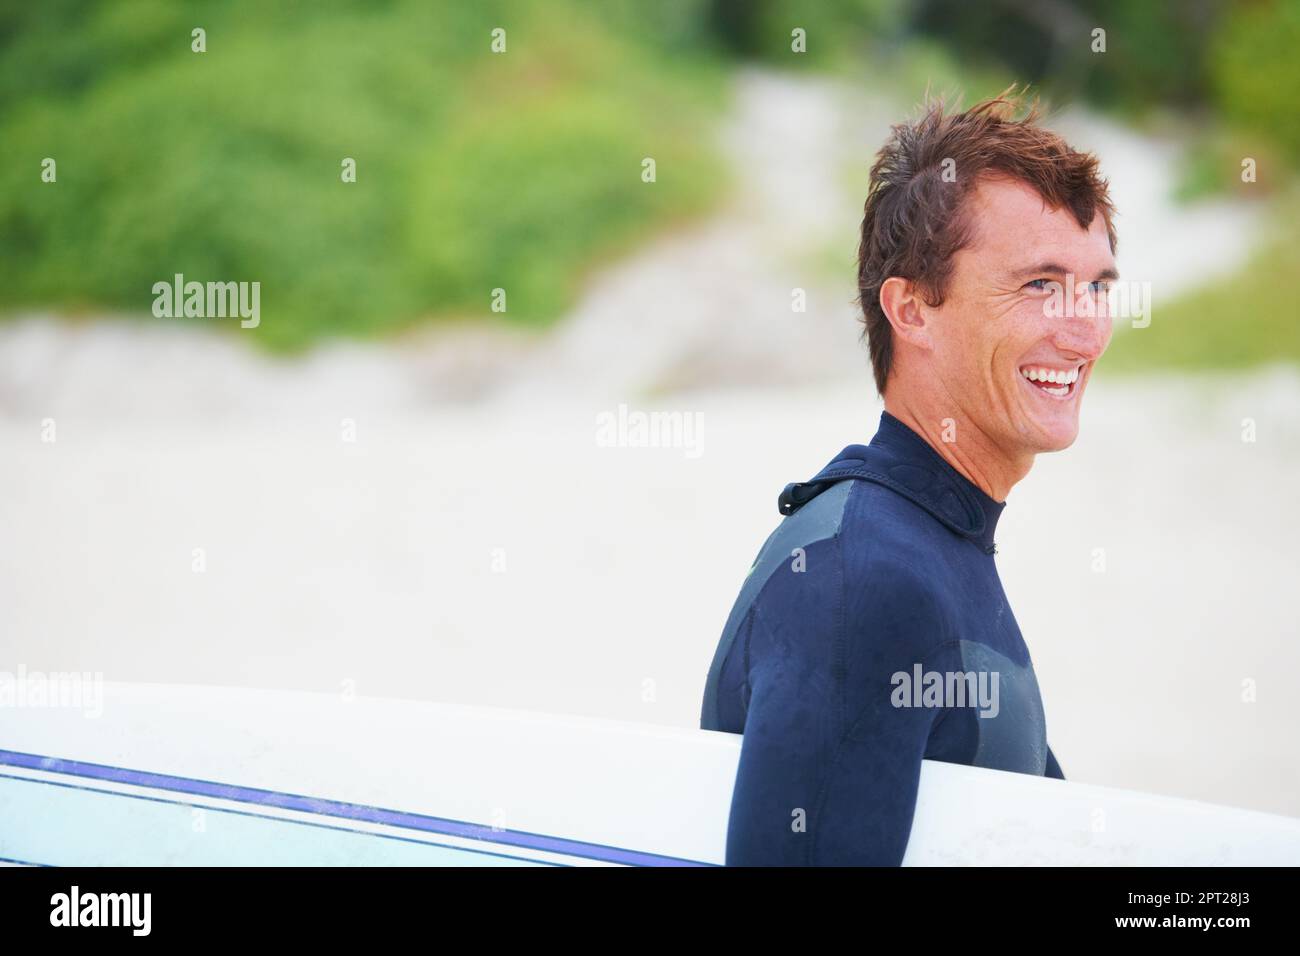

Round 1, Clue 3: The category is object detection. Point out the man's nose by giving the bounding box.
[1054,287,1112,359]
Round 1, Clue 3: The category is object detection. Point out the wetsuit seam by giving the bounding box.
[926,638,968,739]
[746,529,850,864]
[728,547,817,726]
[832,520,848,741]
[740,606,755,716]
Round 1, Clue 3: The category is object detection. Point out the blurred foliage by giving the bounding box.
[1100,188,1300,374]
[907,0,1223,112]
[4,0,1299,355]
[707,0,1300,186]
[900,1,1300,169]
[1211,0,1300,162]
[0,0,727,349]
[707,0,907,65]
[1173,129,1287,204]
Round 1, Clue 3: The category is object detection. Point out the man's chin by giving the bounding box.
[1006,399,1082,453]
[1024,415,1080,453]
[1007,371,1094,450]
[1041,429,1079,452]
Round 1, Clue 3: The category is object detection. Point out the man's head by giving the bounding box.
[857,89,1117,458]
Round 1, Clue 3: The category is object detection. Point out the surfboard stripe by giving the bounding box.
[0,773,552,867]
[0,749,712,867]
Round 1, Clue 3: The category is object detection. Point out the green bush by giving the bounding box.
[0,0,726,349]
[707,0,906,65]
[1211,0,1300,163]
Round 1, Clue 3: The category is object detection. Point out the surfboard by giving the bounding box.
[1,681,1296,866]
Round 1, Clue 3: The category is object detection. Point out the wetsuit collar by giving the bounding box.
[873,411,1005,552]
[777,410,1006,554]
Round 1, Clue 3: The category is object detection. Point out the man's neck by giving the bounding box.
[882,398,1032,503]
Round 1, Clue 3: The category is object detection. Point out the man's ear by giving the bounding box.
[879,276,932,350]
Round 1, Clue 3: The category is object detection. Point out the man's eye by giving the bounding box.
[1089,280,1112,294]
[1024,278,1051,291]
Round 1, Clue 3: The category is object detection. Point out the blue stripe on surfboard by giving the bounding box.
[0,773,549,867]
[0,750,713,867]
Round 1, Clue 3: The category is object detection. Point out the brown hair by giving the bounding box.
[856,87,1117,394]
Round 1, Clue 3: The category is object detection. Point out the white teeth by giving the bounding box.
[1019,365,1080,385]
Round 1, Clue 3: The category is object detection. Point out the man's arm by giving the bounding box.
[724,555,957,866]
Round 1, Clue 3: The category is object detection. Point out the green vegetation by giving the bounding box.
[707,0,905,67]
[0,1,728,349]
[4,0,1298,367]
[1100,190,1300,375]
[1212,0,1300,164]
[856,1,1300,196]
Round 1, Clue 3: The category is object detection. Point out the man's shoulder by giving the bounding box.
[832,483,960,618]
[834,475,955,565]
[753,479,947,594]
[759,467,948,565]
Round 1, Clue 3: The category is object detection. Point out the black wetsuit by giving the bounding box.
[700,410,1064,865]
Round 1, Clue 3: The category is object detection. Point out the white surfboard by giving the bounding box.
[1,681,1296,866]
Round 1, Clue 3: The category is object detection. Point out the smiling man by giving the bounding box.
[699,91,1117,865]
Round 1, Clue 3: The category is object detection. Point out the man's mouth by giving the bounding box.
[1018,364,1082,399]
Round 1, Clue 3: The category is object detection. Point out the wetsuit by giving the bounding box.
[700,409,1064,865]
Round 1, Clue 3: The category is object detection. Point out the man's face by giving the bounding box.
[928,176,1116,455]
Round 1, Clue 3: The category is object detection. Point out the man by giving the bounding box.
[699,90,1117,865]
